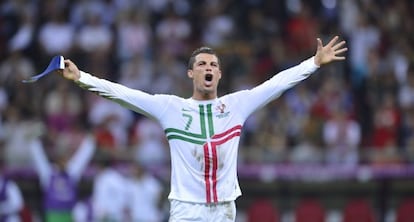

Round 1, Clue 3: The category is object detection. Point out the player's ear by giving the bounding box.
[187,69,194,79]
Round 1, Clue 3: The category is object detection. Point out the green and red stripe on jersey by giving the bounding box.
[165,104,242,203]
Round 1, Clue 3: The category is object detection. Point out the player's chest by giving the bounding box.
[164,101,242,140]
[175,102,234,129]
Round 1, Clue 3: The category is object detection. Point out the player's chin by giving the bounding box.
[196,87,213,97]
[202,86,216,93]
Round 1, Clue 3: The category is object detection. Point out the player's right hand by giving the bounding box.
[58,59,81,81]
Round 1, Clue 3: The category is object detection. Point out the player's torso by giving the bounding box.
[161,97,244,202]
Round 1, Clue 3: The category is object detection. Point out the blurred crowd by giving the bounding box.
[2,0,414,221]
[1,0,414,173]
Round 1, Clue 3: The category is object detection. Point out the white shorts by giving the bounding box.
[169,199,236,222]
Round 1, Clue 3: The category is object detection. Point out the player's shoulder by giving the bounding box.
[219,91,248,102]
[153,93,183,99]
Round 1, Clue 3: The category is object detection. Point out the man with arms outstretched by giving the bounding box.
[59,36,346,221]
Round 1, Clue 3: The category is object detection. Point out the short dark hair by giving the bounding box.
[187,46,220,70]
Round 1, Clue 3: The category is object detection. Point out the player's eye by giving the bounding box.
[197,61,206,66]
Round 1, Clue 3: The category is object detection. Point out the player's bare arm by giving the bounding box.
[313,35,347,67]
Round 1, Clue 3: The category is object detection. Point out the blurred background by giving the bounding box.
[1,0,414,221]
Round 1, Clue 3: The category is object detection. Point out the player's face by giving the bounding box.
[188,53,222,100]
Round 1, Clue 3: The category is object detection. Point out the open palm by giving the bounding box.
[314,36,347,66]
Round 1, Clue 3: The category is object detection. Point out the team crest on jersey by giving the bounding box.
[215,101,230,118]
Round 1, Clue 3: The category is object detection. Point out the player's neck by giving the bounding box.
[192,92,217,101]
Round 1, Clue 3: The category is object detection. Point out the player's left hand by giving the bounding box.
[313,36,347,66]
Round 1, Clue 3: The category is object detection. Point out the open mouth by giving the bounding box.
[205,74,213,81]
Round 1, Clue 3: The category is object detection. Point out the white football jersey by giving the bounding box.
[77,57,318,203]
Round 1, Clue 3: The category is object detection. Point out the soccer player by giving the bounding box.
[58,36,347,221]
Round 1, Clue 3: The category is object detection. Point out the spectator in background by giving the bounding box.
[151,52,190,96]
[348,13,380,90]
[399,65,414,111]
[289,133,324,165]
[0,51,35,90]
[75,12,113,56]
[29,134,95,222]
[1,107,42,169]
[399,66,414,160]
[155,8,191,57]
[43,80,83,134]
[248,115,288,163]
[118,54,154,93]
[285,3,318,57]
[283,83,315,143]
[338,0,359,36]
[0,159,24,222]
[68,0,116,29]
[368,93,402,165]
[37,10,75,60]
[72,196,93,222]
[88,96,134,153]
[7,8,35,53]
[126,162,164,222]
[115,10,152,62]
[402,111,414,163]
[75,10,113,78]
[131,117,169,168]
[0,51,38,121]
[201,3,235,48]
[323,105,361,167]
[91,153,129,221]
